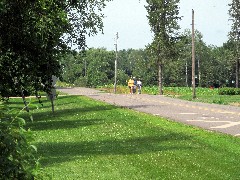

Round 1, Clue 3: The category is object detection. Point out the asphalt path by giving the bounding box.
[58,87,240,137]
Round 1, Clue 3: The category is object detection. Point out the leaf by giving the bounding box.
[30,145,38,152]
[15,117,26,126]
[30,115,34,122]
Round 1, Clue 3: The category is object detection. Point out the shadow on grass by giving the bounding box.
[125,104,167,109]
[28,104,117,122]
[38,133,194,166]
[8,95,93,111]
[28,118,104,131]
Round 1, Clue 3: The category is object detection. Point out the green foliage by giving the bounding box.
[0,102,39,179]
[56,81,74,88]
[219,87,240,95]
[74,77,88,87]
[86,48,115,87]
[143,86,221,98]
[59,40,239,89]
[229,0,240,41]
[145,0,181,94]
[0,0,111,97]
[60,48,115,87]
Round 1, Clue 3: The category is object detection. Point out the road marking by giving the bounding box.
[219,111,232,114]
[211,121,240,129]
[186,120,228,123]
[187,119,240,129]
[135,96,239,118]
[180,113,197,115]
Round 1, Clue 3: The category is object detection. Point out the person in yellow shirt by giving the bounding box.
[128,77,134,94]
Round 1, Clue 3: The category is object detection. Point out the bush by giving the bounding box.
[0,102,40,179]
[218,87,240,95]
[74,77,87,87]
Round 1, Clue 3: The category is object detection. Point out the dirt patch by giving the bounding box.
[229,102,240,107]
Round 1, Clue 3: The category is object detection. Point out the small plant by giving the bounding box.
[0,102,40,179]
[212,98,224,104]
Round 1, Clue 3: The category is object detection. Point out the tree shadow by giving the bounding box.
[124,104,164,109]
[29,104,117,122]
[27,118,104,131]
[37,133,195,166]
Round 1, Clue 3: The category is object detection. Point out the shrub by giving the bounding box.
[74,77,87,87]
[218,88,240,95]
[0,102,40,179]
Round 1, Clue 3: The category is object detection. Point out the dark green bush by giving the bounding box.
[74,77,87,87]
[218,87,240,95]
[0,102,40,179]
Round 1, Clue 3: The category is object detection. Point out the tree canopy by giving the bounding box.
[228,0,240,87]
[145,0,181,94]
[0,0,110,98]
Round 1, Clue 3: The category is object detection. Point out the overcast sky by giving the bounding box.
[85,0,232,50]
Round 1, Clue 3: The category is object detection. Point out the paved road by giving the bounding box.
[58,87,240,137]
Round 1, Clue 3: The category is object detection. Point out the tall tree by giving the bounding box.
[229,0,240,88]
[145,0,181,94]
[0,0,110,99]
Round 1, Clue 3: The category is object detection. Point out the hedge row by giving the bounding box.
[218,88,240,95]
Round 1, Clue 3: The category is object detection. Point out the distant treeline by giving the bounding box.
[60,31,237,88]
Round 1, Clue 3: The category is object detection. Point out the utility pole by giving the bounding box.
[192,9,196,99]
[84,59,87,77]
[114,32,119,94]
[198,57,201,87]
[185,60,188,87]
[236,30,240,88]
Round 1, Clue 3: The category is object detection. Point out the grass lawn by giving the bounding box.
[9,95,240,179]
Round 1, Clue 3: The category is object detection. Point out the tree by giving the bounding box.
[229,0,240,88]
[145,0,181,94]
[60,48,115,87]
[85,48,115,87]
[175,29,206,87]
[0,0,110,99]
[60,52,85,84]
[0,1,111,178]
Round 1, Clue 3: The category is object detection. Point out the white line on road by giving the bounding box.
[179,113,197,115]
[187,120,240,129]
[211,121,240,129]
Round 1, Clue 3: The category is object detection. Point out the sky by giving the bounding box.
[85,0,232,51]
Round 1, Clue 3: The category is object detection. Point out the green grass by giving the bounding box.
[167,87,240,106]
[8,95,240,179]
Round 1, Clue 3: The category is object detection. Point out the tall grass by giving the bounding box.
[8,96,240,179]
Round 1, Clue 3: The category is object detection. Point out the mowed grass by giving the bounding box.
[9,95,240,179]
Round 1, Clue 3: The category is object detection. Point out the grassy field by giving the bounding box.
[9,95,240,179]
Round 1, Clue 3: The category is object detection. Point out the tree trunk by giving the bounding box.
[158,61,163,95]
[236,58,239,88]
[47,91,55,113]
[21,90,29,113]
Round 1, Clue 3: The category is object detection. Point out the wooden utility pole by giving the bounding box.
[114,32,119,94]
[192,9,196,98]
[198,46,201,87]
[185,60,188,87]
[236,30,240,88]
[236,58,239,88]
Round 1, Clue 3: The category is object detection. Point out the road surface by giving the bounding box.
[58,87,240,137]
